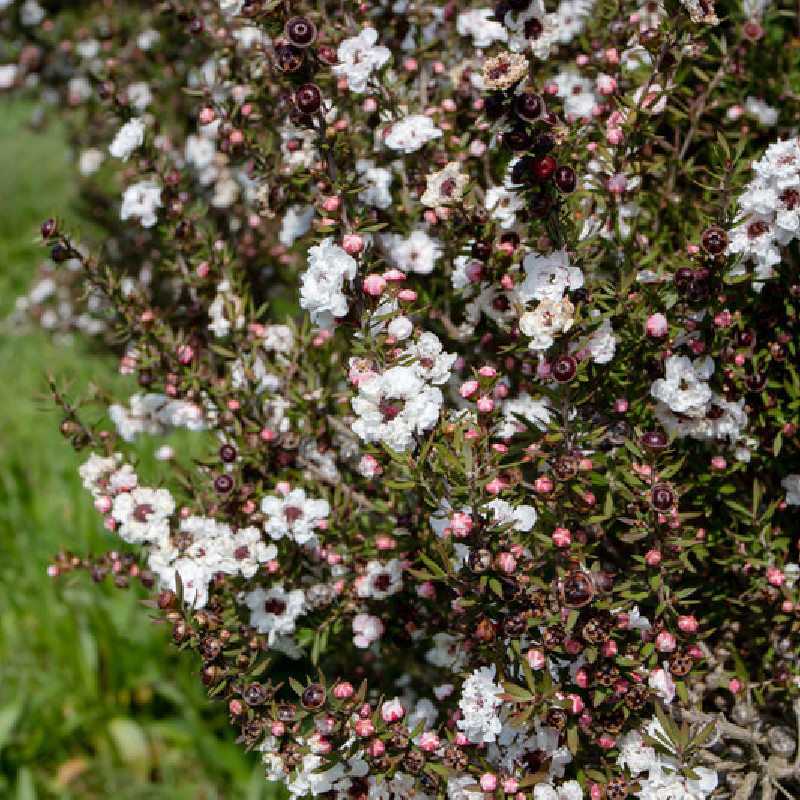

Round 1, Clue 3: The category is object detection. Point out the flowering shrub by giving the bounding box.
[4,0,800,797]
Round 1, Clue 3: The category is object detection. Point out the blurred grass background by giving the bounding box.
[0,101,283,799]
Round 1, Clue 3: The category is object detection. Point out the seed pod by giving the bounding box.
[301,683,327,710]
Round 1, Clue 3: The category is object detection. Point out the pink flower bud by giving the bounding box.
[528,649,546,669]
[534,477,554,493]
[767,567,786,586]
[271,721,285,736]
[199,107,216,124]
[614,398,629,413]
[381,700,405,722]
[552,528,571,548]
[479,366,497,378]
[363,97,378,113]
[477,397,495,412]
[177,345,194,364]
[94,496,112,514]
[503,778,519,793]
[321,196,340,212]
[568,693,585,714]
[601,640,618,657]
[575,668,590,688]
[646,313,669,337]
[645,549,662,566]
[480,774,498,792]
[486,478,508,495]
[498,552,516,572]
[678,615,698,633]
[729,678,741,693]
[655,631,677,653]
[460,380,479,398]
[362,274,387,296]
[343,234,364,254]
[565,638,581,655]
[451,512,473,537]
[355,718,375,737]
[333,682,354,699]
[420,732,440,751]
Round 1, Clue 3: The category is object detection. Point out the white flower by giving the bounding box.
[496,391,552,437]
[208,280,245,338]
[456,9,508,48]
[485,499,538,531]
[401,332,457,384]
[783,474,800,506]
[555,0,593,43]
[746,96,778,126]
[332,28,391,93]
[279,204,315,247]
[448,775,484,800]
[519,297,575,350]
[356,159,394,209]
[120,180,162,227]
[112,486,174,545]
[426,631,467,671]
[651,355,714,415]
[353,613,384,648]
[584,317,616,364]
[78,148,104,176]
[648,665,676,704]
[520,249,584,302]
[385,115,443,153]
[387,230,443,275]
[356,559,404,599]
[421,162,469,207]
[109,118,145,161]
[79,453,121,498]
[458,665,504,744]
[617,730,658,775]
[261,487,330,546]
[245,584,306,644]
[485,185,525,228]
[128,82,153,111]
[352,365,443,453]
[387,316,414,340]
[505,0,560,57]
[299,237,357,330]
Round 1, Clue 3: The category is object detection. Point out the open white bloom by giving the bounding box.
[401,332,457,384]
[261,487,330,546]
[485,185,525,228]
[279,204,315,247]
[519,297,575,350]
[356,159,394,209]
[555,0,593,43]
[332,28,391,93]
[520,248,584,301]
[299,237,357,330]
[651,355,714,415]
[112,486,174,545]
[353,613,384,648]
[505,0,560,58]
[208,279,245,338]
[485,499,538,531]
[245,584,306,644]
[387,230,443,275]
[385,115,443,153]
[458,664,504,743]
[356,558,404,599]
[120,179,162,227]
[456,9,508,48]
[421,162,469,207]
[583,316,616,364]
[352,366,443,453]
[109,118,145,161]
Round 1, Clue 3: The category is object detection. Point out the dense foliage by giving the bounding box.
[3,0,800,797]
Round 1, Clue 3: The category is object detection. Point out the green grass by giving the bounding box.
[0,101,282,799]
